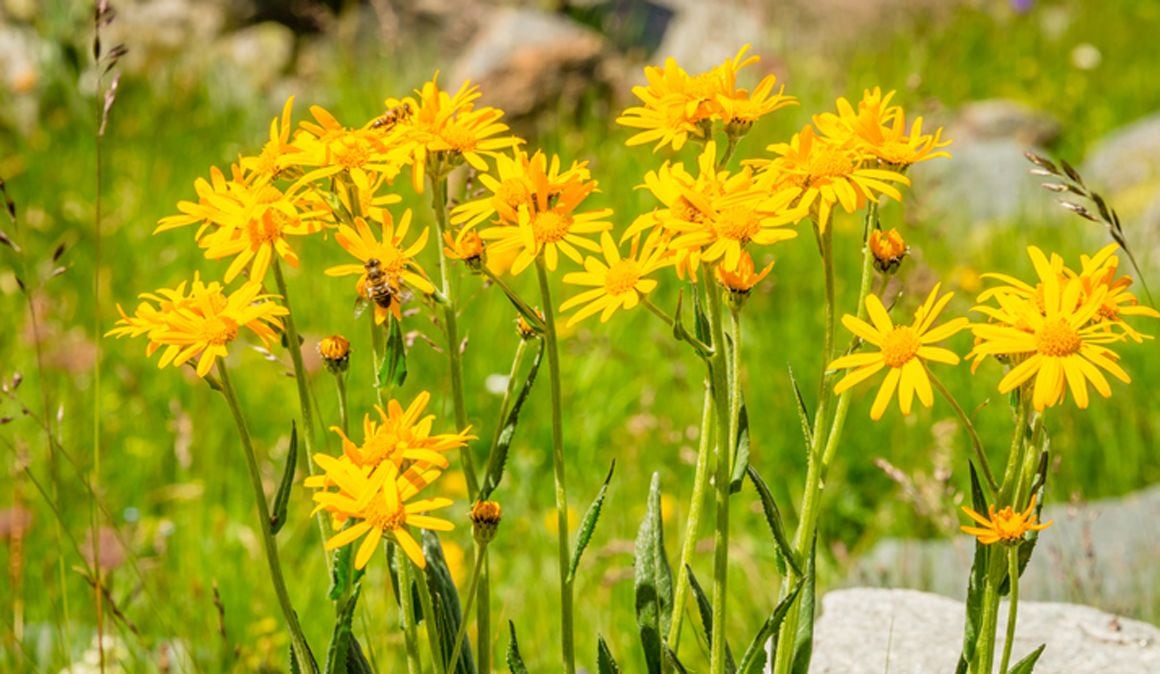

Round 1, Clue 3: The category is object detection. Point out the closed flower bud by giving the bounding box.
[469,500,502,544]
[318,335,351,374]
[869,228,908,274]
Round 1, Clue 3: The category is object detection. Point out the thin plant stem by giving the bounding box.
[1014,414,1046,509]
[666,382,714,648]
[396,548,422,674]
[927,367,998,493]
[974,548,1006,674]
[449,541,489,674]
[334,372,350,436]
[704,276,735,674]
[215,362,318,674]
[999,394,1030,504]
[642,295,713,356]
[534,256,576,674]
[414,559,445,674]
[480,265,544,333]
[999,546,1021,674]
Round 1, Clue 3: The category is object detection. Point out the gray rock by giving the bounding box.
[951,99,1061,146]
[1084,113,1160,195]
[102,0,229,77]
[651,0,767,75]
[211,21,296,94]
[806,588,1160,674]
[847,484,1160,620]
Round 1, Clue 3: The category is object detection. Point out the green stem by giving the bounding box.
[974,548,1005,674]
[481,265,545,333]
[642,295,713,356]
[705,276,735,674]
[927,368,998,493]
[334,372,350,436]
[534,256,576,674]
[666,382,714,649]
[215,362,318,674]
[999,546,1021,674]
[396,548,422,674]
[414,559,445,674]
[999,394,1030,504]
[449,541,489,674]
[1014,414,1045,509]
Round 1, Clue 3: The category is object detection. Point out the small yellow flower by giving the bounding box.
[327,391,474,471]
[829,284,969,420]
[443,228,486,270]
[869,228,908,273]
[559,231,672,326]
[814,88,951,168]
[318,335,351,374]
[1076,244,1159,343]
[960,495,1052,545]
[716,250,773,295]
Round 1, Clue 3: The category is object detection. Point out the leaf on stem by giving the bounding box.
[736,579,803,673]
[635,472,673,674]
[728,398,750,494]
[787,365,813,452]
[506,621,529,674]
[692,285,712,345]
[568,460,615,583]
[324,584,369,674]
[422,530,475,674]
[956,462,990,673]
[596,635,620,674]
[1009,644,1047,674]
[746,465,802,577]
[687,564,736,673]
[479,339,545,500]
[269,421,298,535]
[663,645,690,674]
[377,316,408,388]
[788,533,817,674]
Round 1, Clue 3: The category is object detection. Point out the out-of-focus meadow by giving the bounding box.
[1,0,1158,671]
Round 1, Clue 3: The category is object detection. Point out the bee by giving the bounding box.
[370,102,413,131]
[363,258,398,309]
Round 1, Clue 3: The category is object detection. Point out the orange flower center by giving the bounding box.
[881,326,920,368]
[496,178,531,209]
[988,507,1028,541]
[604,260,642,296]
[806,146,855,181]
[713,205,760,243]
[332,137,371,169]
[204,316,239,345]
[438,123,477,152]
[671,196,706,224]
[1036,318,1081,357]
[363,493,406,531]
[531,211,572,244]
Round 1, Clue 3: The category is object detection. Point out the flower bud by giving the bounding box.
[318,335,351,374]
[469,500,502,544]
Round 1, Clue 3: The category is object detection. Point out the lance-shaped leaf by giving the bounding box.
[423,530,475,674]
[747,465,802,577]
[324,584,371,674]
[270,421,299,535]
[635,472,673,674]
[789,534,817,674]
[479,340,545,500]
[568,461,616,583]
[344,637,373,674]
[729,399,750,494]
[328,534,359,601]
[692,284,712,345]
[736,579,803,673]
[1010,644,1046,674]
[597,635,620,674]
[506,621,528,674]
[663,646,690,674]
[386,544,422,623]
[377,316,408,388]
[687,565,736,673]
[956,462,991,674]
[787,365,812,452]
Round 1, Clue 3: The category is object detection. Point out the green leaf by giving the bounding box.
[736,579,804,673]
[386,544,422,623]
[479,340,545,500]
[596,635,620,674]
[377,316,407,388]
[324,584,363,674]
[270,421,298,535]
[787,365,812,452]
[506,621,528,674]
[728,398,750,494]
[327,535,364,601]
[746,465,802,577]
[290,645,302,674]
[956,462,990,673]
[1009,644,1047,674]
[568,461,615,583]
[692,284,711,345]
[423,530,475,674]
[663,645,689,674]
[686,565,736,673]
[344,636,373,674]
[789,534,817,674]
[634,472,674,674]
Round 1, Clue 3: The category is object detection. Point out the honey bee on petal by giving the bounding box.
[370,102,413,131]
[363,258,398,309]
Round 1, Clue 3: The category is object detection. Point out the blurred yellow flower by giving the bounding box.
[961,495,1052,545]
[559,230,672,326]
[814,88,951,168]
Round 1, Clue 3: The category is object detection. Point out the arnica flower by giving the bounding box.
[829,284,969,420]
[387,73,523,191]
[869,227,908,274]
[814,88,951,168]
[751,125,910,233]
[107,276,287,378]
[1076,244,1159,343]
[325,209,436,323]
[961,495,1052,545]
[559,230,672,327]
[318,335,351,374]
[716,250,773,296]
[443,228,486,270]
[450,149,590,230]
[291,104,410,190]
[326,391,474,470]
[239,95,303,180]
[968,246,1132,411]
[310,456,452,570]
[155,164,331,283]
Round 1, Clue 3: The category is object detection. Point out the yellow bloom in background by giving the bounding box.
[107,276,288,378]
[814,88,951,168]
[559,230,672,326]
[310,456,452,569]
[443,228,485,268]
[329,391,474,470]
[829,284,968,420]
[1076,244,1159,342]
[960,495,1052,545]
[969,246,1131,411]
[325,209,436,295]
[752,125,909,232]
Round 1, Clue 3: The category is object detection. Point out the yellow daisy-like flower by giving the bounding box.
[310,456,452,570]
[968,247,1131,411]
[1076,244,1159,343]
[328,391,475,471]
[239,95,303,180]
[829,284,969,420]
[869,227,908,273]
[960,495,1052,545]
[752,125,910,233]
[325,208,436,295]
[559,230,672,326]
[716,250,773,295]
[814,88,951,168]
[450,149,590,229]
[107,276,287,378]
[290,105,410,194]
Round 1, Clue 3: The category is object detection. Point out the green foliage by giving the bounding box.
[270,421,299,535]
[634,473,673,674]
[1010,644,1047,674]
[568,461,615,583]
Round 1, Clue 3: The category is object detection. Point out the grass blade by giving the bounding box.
[423,530,475,674]
[787,365,813,451]
[597,634,620,674]
[736,579,803,673]
[568,461,616,583]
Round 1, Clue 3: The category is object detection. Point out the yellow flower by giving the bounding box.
[829,284,969,420]
[240,96,303,180]
[752,125,910,233]
[469,500,503,544]
[559,230,672,326]
[814,88,951,168]
[450,149,589,229]
[107,276,288,378]
[968,246,1131,411]
[327,391,474,470]
[1076,244,1159,343]
[310,456,452,570]
[716,250,773,295]
[443,228,486,269]
[869,228,908,273]
[292,105,409,187]
[960,495,1052,545]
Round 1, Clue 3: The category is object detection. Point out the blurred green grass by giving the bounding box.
[2,1,1159,671]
